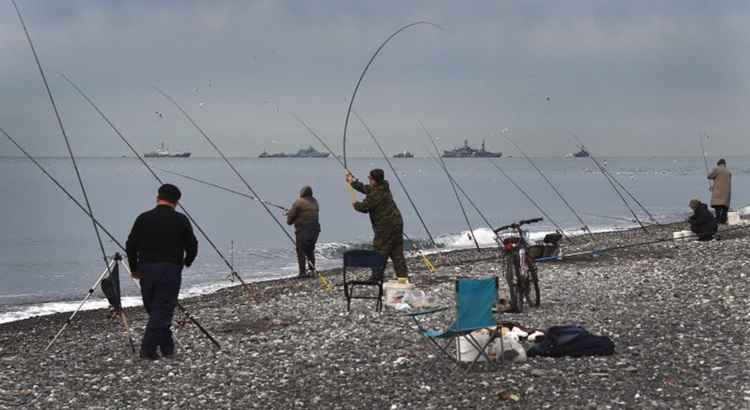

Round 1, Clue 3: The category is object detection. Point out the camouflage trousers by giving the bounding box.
[373,226,408,278]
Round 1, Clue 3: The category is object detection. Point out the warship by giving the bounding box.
[259,146,329,158]
[442,140,501,158]
[143,142,191,158]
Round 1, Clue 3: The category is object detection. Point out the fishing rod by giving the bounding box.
[420,124,481,250]
[157,167,288,211]
[291,112,437,272]
[352,110,437,248]
[155,88,332,291]
[60,74,256,301]
[700,134,711,190]
[486,158,575,243]
[342,21,441,168]
[582,212,657,225]
[503,134,597,244]
[0,126,221,350]
[10,0,136,352]
[573,143,647,233]
[571,133,658,226]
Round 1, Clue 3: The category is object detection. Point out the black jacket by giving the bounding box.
[689,203,718,239]
[126,204,198,271]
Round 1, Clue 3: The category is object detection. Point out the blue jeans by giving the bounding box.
[139,262,182,357]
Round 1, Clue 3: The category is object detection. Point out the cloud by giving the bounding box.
[1,0,749,157]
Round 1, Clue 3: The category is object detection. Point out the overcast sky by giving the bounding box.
[1,0,748,157]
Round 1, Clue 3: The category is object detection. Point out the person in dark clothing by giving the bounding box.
[126,184,198,360]
[688,199,718,241]
[286,186,320,278]
[346,169,408,281]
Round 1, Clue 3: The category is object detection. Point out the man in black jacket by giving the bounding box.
[688,199,718,241]
[126,184,198,360]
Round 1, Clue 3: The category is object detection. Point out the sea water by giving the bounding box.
[1,156,747,322]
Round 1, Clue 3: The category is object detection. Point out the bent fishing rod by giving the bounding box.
[486,158,575,243]
[700,134,711,190]
[502,134,597,244]
[155,89,332,291]
[342,21,441,168]
[571,133,658,226]
[11,0,135,352]
[0,127,221,350]
[352,110,437,248]
[420,124,481,250]
[291,113,437,271]
[157,168,288,211]
[60,74,256,302]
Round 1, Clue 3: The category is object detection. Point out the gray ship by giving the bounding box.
[442,140,501,158]
[259,146,329,158]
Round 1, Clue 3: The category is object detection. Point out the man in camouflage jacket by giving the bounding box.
[346,169,408,280]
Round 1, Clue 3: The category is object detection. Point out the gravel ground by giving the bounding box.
[1,223,749,409]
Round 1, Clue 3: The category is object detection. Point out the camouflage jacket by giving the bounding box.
[351,180,403,234]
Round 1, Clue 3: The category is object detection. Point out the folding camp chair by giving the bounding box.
[405,277,500,372]
[342,249,386,312]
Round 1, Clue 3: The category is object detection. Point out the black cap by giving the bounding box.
[369,168,384,184]
[717,158,726,166]
[158,183,181,203]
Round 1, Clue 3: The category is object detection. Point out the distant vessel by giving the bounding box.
[573,148,590,158]
[393,151,414,158]
[258,146,329,158]
[143,142,191,158]
[442,140,501,158]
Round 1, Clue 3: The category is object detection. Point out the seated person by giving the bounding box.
[688,199,718,241]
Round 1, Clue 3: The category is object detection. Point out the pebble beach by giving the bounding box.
[1,222,749,409]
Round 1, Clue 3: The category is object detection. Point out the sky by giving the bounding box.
[1,0,749,157]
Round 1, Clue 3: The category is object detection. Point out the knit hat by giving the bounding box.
[369,168,385,184]
[300,186,313,197]
[158,183,182,203]
[717,158,726,166]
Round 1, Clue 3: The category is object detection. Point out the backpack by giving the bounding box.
[527,325,615,358]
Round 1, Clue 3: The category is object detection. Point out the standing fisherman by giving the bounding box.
[126,184,198,360]
[708,158,732,224]
[346,169,408,281]
[286,186,321,278]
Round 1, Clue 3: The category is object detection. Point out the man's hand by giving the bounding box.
[131,271,143,280]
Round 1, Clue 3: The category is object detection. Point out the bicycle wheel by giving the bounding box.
[528,264,540,307]
[504,252,523,313]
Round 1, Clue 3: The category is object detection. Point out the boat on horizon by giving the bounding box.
[568,148,590,158]
[442,139,502,158]
[259,146,329,158]
[143,142,191,158]
[393,151,414,158]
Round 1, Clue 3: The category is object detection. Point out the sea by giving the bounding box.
[1,156,748,323]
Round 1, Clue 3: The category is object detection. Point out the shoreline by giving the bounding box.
[1,222,749,408]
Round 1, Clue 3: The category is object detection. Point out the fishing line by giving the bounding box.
[291,112,437,271]
[352,110,437,248]
[156,167,288,211]
[571,133,656,227]
[502,134,597,244]
[342,21,442,168]
[0,126,221,349]
[60,74,255,301]
[155,88,332,291]
[486,158,574,243]
[420,122,481,250]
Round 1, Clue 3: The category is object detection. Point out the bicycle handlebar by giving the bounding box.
[493,217,544,233]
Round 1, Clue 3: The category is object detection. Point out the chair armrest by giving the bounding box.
[401,306,450,317]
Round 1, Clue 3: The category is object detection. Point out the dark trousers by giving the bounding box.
[295,227,319,276]
[139,262,182,357]
[712,206,728,224]
[373,228,408,279]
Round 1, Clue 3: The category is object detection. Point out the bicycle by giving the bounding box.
[493,217,543,313]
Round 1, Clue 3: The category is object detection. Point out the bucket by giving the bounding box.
[727,211,742,225]
[383,280,414,308]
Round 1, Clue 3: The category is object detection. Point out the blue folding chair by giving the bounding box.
[342,249,386,312]
[405,277,500,371]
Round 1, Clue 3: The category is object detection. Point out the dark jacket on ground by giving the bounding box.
[689,202,718,240]
[286,187,321,233]
[126,204,198,271]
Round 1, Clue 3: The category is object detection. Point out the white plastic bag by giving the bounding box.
[493,335,527,363]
